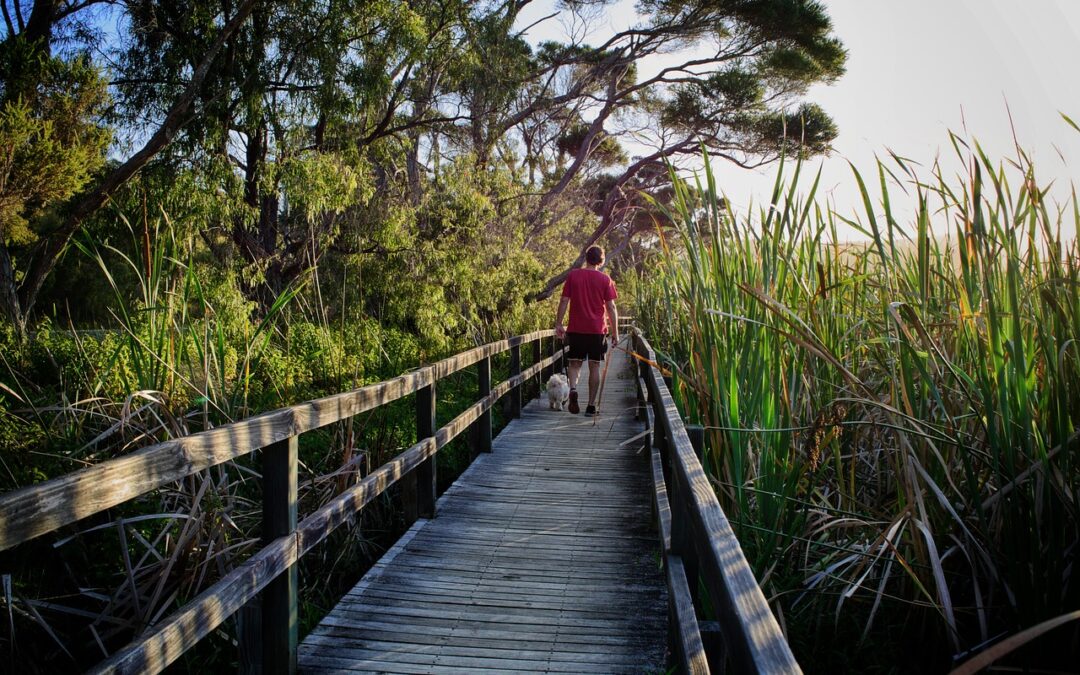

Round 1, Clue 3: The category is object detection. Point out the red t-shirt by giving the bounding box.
[561,268,617,334]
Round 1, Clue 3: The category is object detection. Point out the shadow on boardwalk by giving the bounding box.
[298,353,667,673]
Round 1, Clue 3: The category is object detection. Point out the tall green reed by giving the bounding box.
[638,133,1079,669]
[75,209,300,423]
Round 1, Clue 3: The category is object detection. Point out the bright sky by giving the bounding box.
[515,0,1080,240]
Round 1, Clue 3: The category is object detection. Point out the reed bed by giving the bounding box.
[636,132,1080,671]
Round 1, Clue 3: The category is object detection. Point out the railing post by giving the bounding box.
[653,391,668,466]
[683,424,706,614]
[478,356,492,453]
[549,336,560,377]
[412,383,437,520]
[632,338,645,422]
[531,338,542,400]
[262,436,299,675]
[509,343,522,419]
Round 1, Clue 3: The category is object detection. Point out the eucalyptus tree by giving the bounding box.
[494,0,847,299]
[111,0,491,302]
[0,0,256,337]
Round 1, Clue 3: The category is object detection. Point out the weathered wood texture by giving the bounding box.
[262,437,300,674]
[634,332,802,675]
[89,349,567,675]
[643,378,704,674]
[298,350,667,673]
[0,331,555,552]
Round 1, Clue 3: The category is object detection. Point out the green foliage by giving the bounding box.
[655,0,845,159]
[276,151,374,224]
[342,158,563,352]
[0,42,111,245]
[753,102,838,156]
[556,124,628,166]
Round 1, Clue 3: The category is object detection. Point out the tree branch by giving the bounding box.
[528,135,697,303]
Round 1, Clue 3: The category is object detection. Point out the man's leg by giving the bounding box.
[587,358,601,406]
[567,359,583,390]
[566,359,582,414]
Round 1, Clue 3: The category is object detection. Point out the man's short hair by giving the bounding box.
[585,246,604,265]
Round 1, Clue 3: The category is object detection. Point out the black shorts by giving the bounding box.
[566,332,607,362]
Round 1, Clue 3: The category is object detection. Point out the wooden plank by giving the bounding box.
[652,440,673,552]
[358,561,663,589]
[299,648,621,674]
[305,624,659,661]
[428,329,553,380]
[364,557,658,582]
[323,603,664,635]
[340,597,667,632]
[403,534,655,556]
[395,540,652,565]
[349,574,664,603]
[364,561,657,586]
[301,632,654,667]
[401,523,652,548]
[344,587,663,619]
[299,657,436,675]
[311,615,653,648]
[668,555,710,675]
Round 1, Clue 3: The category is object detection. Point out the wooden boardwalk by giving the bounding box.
[298,352,668,673]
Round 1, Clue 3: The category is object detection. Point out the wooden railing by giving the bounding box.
[0,330,565,675]
[632,330,802,675]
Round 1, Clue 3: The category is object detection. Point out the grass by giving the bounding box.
[636,126,1080,672]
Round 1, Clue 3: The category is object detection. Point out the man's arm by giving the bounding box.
[554,296,570,338]
[605,299,619,345]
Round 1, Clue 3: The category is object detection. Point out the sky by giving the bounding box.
[514,0,1080,240]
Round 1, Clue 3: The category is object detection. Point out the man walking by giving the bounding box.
[554,246,619,416]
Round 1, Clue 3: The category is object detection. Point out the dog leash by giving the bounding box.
[592,339,615,426]
[612,344,672,377]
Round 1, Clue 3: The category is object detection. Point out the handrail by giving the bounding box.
[0,330,564,674]
[0,329,552,551]
[632,330,802,675]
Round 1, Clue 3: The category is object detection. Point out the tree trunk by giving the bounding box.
[23,0,59,47]
[0,244,27,339]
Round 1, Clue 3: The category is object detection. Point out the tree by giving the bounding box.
[0,0,256,337]
[495,0,847,298]
[0,40,111,327]
[0,0,845,336]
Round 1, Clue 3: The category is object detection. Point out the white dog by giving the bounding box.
[546,374,570,411]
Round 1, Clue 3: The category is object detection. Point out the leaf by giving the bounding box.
[0,381,24,403]
[949,610,1080,675]
[1061,111,1080,134]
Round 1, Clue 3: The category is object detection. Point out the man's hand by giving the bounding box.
[610,332,619,347]
[555,296,570,340]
